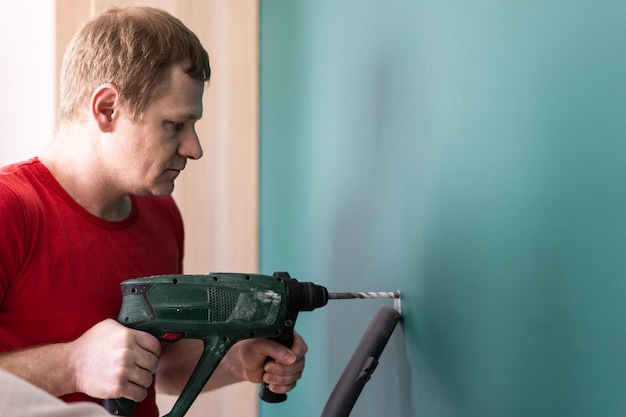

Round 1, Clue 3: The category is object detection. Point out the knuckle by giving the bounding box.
[130,386,149,402]
[150,354,160,372]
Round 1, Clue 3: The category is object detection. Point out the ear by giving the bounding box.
[90,83,120,133]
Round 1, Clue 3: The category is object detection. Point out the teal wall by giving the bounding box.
[260,2,626,417]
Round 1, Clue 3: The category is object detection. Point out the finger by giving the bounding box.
[263,367,303,386]
[126,365,154,391]
[133,347,160,375]
[268,332,308,366]
[267,383,296,395]
[288,331,309,358]
[239,338,297,367]
[264,354,305,377]
[118,379,150,402]
[262,343,298,366]
[107,362,151,402]
[264,377,299,395]
[134,330,162,357]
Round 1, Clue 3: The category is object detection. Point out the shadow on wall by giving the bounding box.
[321,55,422,416]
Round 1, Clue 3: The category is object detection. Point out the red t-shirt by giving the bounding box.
[0,158,184,417]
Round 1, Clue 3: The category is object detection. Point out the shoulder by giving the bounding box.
[0,158,44,192]
[0,160,45,292]
[0,159,46,219]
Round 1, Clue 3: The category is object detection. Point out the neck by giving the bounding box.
[39,128,132,222]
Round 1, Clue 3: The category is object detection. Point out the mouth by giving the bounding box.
[165,168,183,179]
[167,164,186,173]
[164,160,186,178]
[169,160,186,172]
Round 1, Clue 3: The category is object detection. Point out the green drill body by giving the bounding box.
[103,272,397,417]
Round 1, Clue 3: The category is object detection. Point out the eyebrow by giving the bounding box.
[170,110,203,121]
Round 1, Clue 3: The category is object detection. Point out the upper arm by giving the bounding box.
[0,184,29,298]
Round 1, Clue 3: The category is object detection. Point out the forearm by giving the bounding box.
[0,343,76,397]
[0,319,161,403]
[0,369,112,417]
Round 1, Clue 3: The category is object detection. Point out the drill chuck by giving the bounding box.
[294,282,330,311]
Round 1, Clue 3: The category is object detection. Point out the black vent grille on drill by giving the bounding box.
[209,288,239,322]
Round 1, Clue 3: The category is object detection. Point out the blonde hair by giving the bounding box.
[58,7,210,122]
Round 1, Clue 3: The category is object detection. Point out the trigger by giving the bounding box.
[162,332,183,342]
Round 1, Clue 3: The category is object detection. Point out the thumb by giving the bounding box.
[263,340,298,365]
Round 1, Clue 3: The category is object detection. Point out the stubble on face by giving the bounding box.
[113,64,204,198]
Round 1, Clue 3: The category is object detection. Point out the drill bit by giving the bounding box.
[328,291,402,314]
[328,291,400,300]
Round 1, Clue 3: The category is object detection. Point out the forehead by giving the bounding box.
[149,64,205,120]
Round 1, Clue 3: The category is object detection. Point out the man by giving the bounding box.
[0,7,307,416]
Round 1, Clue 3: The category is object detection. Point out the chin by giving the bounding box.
[152,183,176,197]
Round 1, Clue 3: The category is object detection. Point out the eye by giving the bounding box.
[170,122,184,132]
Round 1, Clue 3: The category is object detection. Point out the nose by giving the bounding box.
[178,128,203,160]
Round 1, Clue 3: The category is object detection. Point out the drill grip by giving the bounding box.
[102,398,134,416]
[259,327,294,403]
[259,271,297,403]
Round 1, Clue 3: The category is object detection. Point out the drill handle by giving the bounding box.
[259,271,297,403]
[162,338,231,417]
[102,398,135,416]
[103,337,229,417]
[259,327,294,403]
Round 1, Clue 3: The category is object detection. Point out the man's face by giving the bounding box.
[107,64,205,197]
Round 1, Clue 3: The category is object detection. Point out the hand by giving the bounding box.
[222,331,308,394]
[68,319,161,401]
